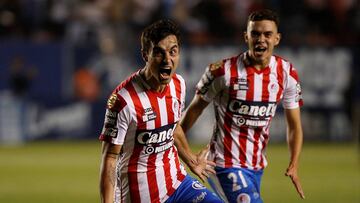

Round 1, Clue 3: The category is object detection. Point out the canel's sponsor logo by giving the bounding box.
[228,100,277,118]
[136,123,176,154]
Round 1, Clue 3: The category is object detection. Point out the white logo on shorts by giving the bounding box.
[237,193,250,203]
[192,180,206,190]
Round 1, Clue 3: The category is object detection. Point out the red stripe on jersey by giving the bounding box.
[173,74,181,102]
[164,82,177,195]
[145,92,160,202]
[251,127,262,170]
[289,63,299,81]
[275,57,284,101]
[173,146,186,181]
[259,125,270,168]
[261,68,270,102]
[239,126,248,168]
[166,91,175,124]
[172,74,185,181]
[162,148,176,197]
[223,57,238,167]
[245,67,255,101]
[125,82,143,203]
[289,64,304,106]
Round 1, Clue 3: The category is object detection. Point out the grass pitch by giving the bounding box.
[0,141,358,203]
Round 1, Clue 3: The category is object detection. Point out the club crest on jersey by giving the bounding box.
[107,93,118,109]
[209,61,223,71]
[268,82,279,93]
[142,107,156,122]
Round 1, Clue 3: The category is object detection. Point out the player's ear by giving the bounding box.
[141,50,148,62]
[275,33,281,46]
[244,31,249,43]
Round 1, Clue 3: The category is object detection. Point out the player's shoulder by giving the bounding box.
[172,73,185,81]
[207,55,239,77]
[273,54,294,66]
[106,91,127,112]
[114,71,138,92]
[107,71,138,111]
[273,55,300,80]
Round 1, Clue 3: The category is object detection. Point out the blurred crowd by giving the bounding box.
[0,0,359,143]
[1,0,359,46]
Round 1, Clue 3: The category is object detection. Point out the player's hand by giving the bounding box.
[190,145,216,182]
[285,165,305,199]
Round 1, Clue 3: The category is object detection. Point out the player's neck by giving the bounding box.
[244,51,270,70]
[140,68,166,93]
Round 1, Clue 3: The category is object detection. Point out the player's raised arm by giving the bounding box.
[99,142,121,203]
[284,107,305,199]
[180,94,210,133]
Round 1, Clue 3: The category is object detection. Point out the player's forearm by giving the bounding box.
[99,155,118,203]
[287,126,303,166]
[180,95,208,133]
[174,125,196,167]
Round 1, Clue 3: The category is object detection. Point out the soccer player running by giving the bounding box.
[178,9,305,203]
[98,19,223,203]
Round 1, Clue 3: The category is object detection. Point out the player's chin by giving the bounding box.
[160,78,172,84]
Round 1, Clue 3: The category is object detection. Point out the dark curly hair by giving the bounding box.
[141,19,181,54]
[247,9,280,28]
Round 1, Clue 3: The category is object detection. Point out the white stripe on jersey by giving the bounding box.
[253,73,263,101]
[246,129,255,169]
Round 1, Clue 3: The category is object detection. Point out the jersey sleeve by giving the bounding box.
[282,64,304,109]
[99,92,130,145]
[195,60,226,102]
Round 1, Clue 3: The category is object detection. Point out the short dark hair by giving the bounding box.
[247,9,280,28]
[141,19,181,54]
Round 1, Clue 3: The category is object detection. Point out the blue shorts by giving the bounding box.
[166,175,223,203]
[208,167,263,203]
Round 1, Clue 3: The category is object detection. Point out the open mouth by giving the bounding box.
[159,67,172,79]
[254,46,267,54]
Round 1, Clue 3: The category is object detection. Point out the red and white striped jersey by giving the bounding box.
[99,70,187,203]
[196,53,303,171]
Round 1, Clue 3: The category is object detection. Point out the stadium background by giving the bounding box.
[0,0,359,202]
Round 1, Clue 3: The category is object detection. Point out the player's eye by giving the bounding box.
[264,32,273,38]
[152,48,164,57]
[251,31,260,38]
[169,48,178,56]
